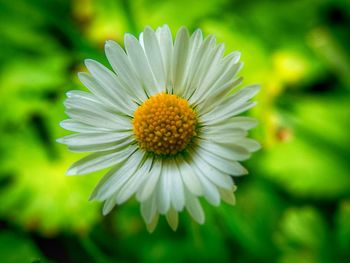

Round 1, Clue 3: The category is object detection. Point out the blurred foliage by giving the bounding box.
[0,0,349,262]
[0,231,44,263]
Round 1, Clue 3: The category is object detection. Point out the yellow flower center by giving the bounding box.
[133,93,197,155]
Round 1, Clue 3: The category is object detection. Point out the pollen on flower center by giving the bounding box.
[133,93,197,155]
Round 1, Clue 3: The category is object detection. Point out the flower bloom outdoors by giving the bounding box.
[58,25,260,232]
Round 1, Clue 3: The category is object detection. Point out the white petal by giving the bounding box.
[67,136,133,153]
[136,158,162,202]
[66,90,100,103]
[223,51,241,64]
[139,32,144,49]
[84,59,135,111]
[219,186,237,206]
[194,60,244,111]
[199,43,225,86]
[189,42,225,102]
[64,97,121,119]
[142,27,166,91]
[203,117,258,133]
[124,33,159,96]
[66,145,137,175]
[182,29,204,99]
[141,194,157,224]
[200,84,260,119]
[233,138,261,152]
[77,72,111,105]
[194,138,251,161]
[201,101,257,126]
[187,35,217,103]
[105,40,147,102]
[78,72,135,114]
[175,154,203,196]
[166,208,179,231]
[102,196,116,215]
[172,27,190,96]
[90,150,145,201]
[156,159,171,214]
[65,90,113,113]
[230,116,259,130]
[169,159,185,211]
[205,76,243,111]
[194,144,248,176]
[65,106,132,131]
[146,212,159,233]
[184,189,205,224]
[155,25,173,93]
[197,174,221,206]
[188,147,234,189]
[57,132,131,146]
[200,128,247,141]
[60,119,109,133]
[211,55,242,91]
[115,156,153,204]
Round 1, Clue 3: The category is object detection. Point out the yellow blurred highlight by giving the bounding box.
[88,19,125,46]
[273,51,308,85]
[72,0,94,24]
[72,0,126,46]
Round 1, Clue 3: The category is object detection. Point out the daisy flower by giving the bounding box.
[58,25,260,232]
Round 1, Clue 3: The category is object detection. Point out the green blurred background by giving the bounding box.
[0,0,349,262]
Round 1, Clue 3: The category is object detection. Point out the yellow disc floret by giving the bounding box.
[133,93,197,155]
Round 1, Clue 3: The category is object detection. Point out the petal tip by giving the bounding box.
[169,225,178,232]
[66,167,77,176]
[56,137,64,144]
[59,120,66,128]
[105,40,116,49]
[197,218,205,225]
[84,58,96,68]
[77,72,90,84]
[242,167,249,175]
[102,208,111,216]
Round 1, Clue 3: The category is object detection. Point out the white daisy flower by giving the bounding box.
[58,25,260,232]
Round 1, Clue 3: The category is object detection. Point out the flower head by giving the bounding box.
[58,25,260,232]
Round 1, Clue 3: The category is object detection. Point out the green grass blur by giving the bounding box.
[0,0,349,262]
